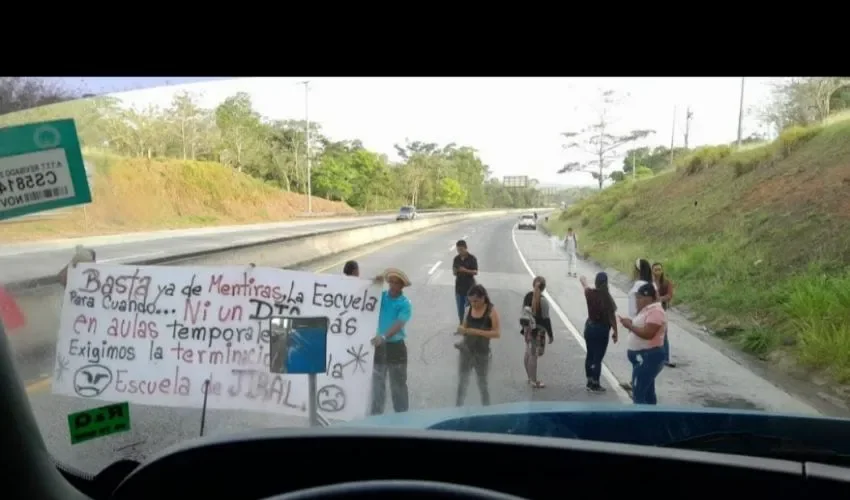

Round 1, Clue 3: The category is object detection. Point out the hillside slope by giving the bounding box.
[548,119,850,392]
[0,151,355,241]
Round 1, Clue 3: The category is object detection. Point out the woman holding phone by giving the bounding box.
[618,283,667,405]
[521,276,553,389]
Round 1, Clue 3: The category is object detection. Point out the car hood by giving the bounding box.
[336,402,850,452]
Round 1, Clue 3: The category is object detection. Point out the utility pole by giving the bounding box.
[298,81,312,214]
[668,105,677,168]
[683,106,693,149]
[736,77,746,148]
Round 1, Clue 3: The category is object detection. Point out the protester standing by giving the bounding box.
[618,283,667,405]
[521,276,554,388]
[564,228,578,277]
[58,246,96,289]
[652,262,676,368]
[370,268,413,415]
[343,260,359,277]
[452,240,478,324]
[627,259,654,318]
[579,272,618,393]
[455,284,501,406]
[620,258,654,392]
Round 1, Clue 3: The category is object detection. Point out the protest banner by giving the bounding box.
[51,264,381,422]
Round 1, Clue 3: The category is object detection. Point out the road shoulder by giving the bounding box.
[511,227,821,415]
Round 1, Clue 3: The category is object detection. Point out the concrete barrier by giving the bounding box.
[8,209,527,359]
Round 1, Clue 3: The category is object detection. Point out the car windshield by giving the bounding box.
[3,76,849,475]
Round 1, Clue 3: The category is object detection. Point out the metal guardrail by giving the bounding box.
[0,207,477,225]
[5,209,525,292]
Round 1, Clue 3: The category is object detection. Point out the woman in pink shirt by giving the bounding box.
[618,283,667,405]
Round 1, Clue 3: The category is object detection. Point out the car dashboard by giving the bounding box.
[52,427,850,500]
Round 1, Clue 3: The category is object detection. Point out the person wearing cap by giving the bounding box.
[370,268,413,414]
[342,260,359,277]
[452,240,478,325]
[620,258,655,392]
[58,246,97,289]
[618,283,667,405]
[579,272,618,393]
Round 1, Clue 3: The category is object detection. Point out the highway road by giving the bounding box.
[18,212,818,476]
[0,211,455,286]
[18,213,617,474]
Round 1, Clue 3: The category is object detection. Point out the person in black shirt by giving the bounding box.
[452,240,478,324]
[579,272,618,393]
[455,284,501,406]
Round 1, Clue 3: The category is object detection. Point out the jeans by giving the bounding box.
[662,326,671,363]
[456,348,490,406]
[566,251,577,275]
[627,347,665,405]
[371,341,409,414]
[455,294,468,323]
[583,321,610,385]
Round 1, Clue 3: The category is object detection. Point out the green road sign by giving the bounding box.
[67,402,131,445]
[0,118,92,221]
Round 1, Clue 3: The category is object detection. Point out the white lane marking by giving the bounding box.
[448,244,456,251]
[100,251,166,263]
[427,269,444,286]
[510,228,631,403]
[428,261,442,275]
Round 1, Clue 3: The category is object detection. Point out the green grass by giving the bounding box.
[546,116,850,384]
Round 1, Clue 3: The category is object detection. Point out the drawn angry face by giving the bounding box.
[316,384,346,413]
[73,364,113,397]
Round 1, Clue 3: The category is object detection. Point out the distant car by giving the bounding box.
[396,206,417,221]
[517,214,537,230]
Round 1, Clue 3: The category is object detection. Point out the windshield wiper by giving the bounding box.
[661,431,850,466]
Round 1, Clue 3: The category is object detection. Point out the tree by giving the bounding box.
[215,92,261,171]
[0,77,79,116]
[558,89,654,189]
[0,77,549,211]
[758,77,850,133]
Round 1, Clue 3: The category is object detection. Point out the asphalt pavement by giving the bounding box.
[0,211,453,286]
[19,214,617,474]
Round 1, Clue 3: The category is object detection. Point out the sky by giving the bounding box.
[51,77,777,187]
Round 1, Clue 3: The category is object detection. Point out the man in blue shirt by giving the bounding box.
[370,267,413,414]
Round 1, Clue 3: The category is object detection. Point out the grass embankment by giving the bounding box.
[546,116,850,390]
[0,151,355,242]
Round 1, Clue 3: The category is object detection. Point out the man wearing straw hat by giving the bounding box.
[370,267,413,414]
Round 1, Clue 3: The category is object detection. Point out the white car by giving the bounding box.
[517,214,537,230]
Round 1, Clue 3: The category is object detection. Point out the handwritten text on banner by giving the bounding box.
[51,264,380,422]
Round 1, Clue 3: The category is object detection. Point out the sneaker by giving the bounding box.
[590,384,607,393]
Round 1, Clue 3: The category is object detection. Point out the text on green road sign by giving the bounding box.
[67,402,131,445]
[0,119,92,221]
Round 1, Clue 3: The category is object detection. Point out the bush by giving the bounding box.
[679,145,733,176]
[777,125,822,159]
[730,145,776,177]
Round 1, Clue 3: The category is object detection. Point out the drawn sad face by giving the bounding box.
[316,385,346,413]
[73,364,113,397]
